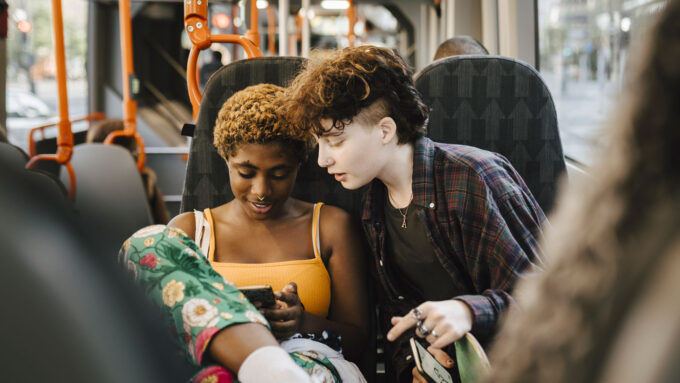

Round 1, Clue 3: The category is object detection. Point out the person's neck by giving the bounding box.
[377,142,414,209]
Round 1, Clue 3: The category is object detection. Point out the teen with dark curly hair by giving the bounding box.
[122,84,368,382]
[283,46,546,382]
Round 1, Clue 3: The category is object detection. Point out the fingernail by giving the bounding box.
[386,333,393,341]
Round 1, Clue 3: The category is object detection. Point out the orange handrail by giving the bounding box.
[26,0,76,201]
[348,0,357,47]
[115,0,145,173]
[185,0,263,119]
[28,112,106,157]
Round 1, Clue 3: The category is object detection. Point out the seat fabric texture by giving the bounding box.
[415,55,566,214]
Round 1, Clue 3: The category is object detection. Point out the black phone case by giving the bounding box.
[240,287,276,307]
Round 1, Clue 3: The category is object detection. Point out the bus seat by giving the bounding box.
[0,141,29,169]
[415,55,566,214]
[0,166,193,382]
[180,56,365,216]
[61,143,153,251]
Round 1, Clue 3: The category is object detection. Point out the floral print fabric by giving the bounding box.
[119,225,340,383]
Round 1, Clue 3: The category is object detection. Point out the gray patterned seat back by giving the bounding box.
[415,55,566,214]
[180,57,365,216]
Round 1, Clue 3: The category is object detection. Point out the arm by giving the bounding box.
[305,205,370,362]
[387,158,545,349]
[451,159,546,341]
[168,212,197,241]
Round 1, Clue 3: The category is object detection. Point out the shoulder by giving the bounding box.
[318,204,358,247]
[318,203,352,226]
[168,211,197,241]
[433,141,507,171]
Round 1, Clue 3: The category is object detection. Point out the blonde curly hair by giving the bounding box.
[213,83,310,162]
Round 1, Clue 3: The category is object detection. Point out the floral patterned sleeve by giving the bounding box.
[119,225,269,367]
[119,225,341,383]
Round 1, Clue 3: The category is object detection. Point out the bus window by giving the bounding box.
[6,0,88,150]
[537,0,667,165]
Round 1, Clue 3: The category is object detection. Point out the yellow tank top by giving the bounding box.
[204,203,332,318]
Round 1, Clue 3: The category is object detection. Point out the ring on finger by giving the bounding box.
[412,307,424,320]
[417,321,430,336]
[430,329,439,338]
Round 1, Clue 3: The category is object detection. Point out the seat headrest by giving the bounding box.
[415,55,566,214]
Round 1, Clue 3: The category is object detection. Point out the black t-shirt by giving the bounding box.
[384,196,458,301]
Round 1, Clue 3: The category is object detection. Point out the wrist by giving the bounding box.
[454,299,474,330]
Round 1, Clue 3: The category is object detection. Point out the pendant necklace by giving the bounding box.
[388,190,413,229]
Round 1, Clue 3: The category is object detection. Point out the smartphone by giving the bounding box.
[239,285,276,308]
[410,338,454,383]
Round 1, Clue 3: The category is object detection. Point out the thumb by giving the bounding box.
[283,282,298,295]
[427,346,454,368]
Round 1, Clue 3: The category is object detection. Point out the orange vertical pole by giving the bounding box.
[118,0,137,136]
[232,5,239,60]
[245,0,260,48]
[50,0,74,155]
[347,0,356,47]
[116,0,145,173]
[267,4,276,55]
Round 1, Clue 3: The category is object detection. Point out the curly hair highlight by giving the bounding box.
[282,46,428,143]
[214,83,310,162]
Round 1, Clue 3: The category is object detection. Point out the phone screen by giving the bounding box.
[239,285,275,307]
[411,338,454,383]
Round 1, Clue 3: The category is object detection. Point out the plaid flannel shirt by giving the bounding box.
[361,136,546,343]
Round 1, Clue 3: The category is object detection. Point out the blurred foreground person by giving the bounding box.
[486,2,680,383]
[0,166,193,383]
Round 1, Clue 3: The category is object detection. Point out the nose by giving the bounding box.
[251,175,271,199]
[317,142,334,168]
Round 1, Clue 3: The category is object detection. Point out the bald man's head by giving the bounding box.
[434,36,489,60]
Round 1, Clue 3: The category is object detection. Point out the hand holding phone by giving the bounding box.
[410,338,454,383]
[239,285,276,308]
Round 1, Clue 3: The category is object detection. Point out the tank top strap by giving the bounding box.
[193,209,211,259]
[203,208,217,262]
[312,202,324,260]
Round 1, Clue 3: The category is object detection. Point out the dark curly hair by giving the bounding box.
[214,83,311,163]
[282,46,428,144]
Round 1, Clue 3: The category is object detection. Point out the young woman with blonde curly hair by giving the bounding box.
[121,84,368,383]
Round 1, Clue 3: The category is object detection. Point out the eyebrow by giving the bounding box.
[233,162,292,171]
[320,130,344,138]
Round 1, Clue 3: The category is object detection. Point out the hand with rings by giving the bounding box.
[386,300,473,349]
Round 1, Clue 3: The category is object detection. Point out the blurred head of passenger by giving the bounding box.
[215,83,311,219]
[485,1,680,382]
[433,36,489,60]
[86,119,139,159]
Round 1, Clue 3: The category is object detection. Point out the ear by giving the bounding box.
[377,117,398,144]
